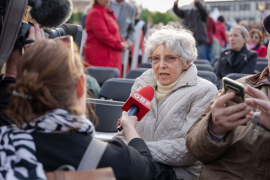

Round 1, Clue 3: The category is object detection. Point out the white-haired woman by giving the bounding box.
[116,25,218,179]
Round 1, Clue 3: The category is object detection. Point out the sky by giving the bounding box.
[134,0,234,13]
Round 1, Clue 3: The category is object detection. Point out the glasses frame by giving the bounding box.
[148,55,180,65]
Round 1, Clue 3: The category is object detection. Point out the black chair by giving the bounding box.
[126,68,149,79]
[196,64,214,72]
[99,78,134,102]
[86,98,124,141]
[197,70,217,84]
[255,61,268,72]
[139,63,151,68]
[194,59,211,65]
[257,58,267,62]
[86,67,120,86]
[225,73,251,81]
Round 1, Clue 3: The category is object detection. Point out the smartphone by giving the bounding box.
[223,77,245,104]
[222,77,246,125]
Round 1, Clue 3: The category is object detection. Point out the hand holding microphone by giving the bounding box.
[117,86,155,131]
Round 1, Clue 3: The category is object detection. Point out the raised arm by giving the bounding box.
[194,1,208,22]
[173,0,185,19]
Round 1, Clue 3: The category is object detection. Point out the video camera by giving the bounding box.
[0,0,83,67]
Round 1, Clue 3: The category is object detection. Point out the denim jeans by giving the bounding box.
[196,44,206,60]
[205,43,213,62]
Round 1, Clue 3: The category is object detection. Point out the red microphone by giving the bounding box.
[118,86,155,131]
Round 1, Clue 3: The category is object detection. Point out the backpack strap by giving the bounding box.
[77,138,108,171]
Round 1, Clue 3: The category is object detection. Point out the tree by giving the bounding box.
[142,9,181,25]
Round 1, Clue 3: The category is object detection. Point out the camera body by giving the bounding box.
[0,0,82,68]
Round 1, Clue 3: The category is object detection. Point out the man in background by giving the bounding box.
[109,0,136,48]
[173,0,208,59]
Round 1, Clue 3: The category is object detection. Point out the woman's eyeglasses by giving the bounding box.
[250,35,260,40]
[148,55,180,64]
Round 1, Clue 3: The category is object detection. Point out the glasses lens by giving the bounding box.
[165,55,177,63]
[149,56,160,64]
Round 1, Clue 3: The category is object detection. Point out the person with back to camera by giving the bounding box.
[215,25,258,88]
[84,0,128,77]
[247,28,267,58]
[173,0,208,59]
[185,14,270,179]
[114,25,218,179]
[0,28,177,179]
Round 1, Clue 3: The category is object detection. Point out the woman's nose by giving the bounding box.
[159,59,167,68]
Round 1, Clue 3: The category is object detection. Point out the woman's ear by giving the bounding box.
[183,61,191,70]
[76,74,85,99]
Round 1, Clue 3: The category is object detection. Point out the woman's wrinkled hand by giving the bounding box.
[120,111,138,137]
[210,90,252,137]
[245,86,270,130]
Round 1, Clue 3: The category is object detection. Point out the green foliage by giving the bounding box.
[142,9,182,25]
[70,11,84,24]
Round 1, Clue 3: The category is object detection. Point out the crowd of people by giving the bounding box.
[1,0,270,179]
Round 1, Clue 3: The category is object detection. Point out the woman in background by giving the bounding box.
[247,28,267,58]
[84,0,128,77]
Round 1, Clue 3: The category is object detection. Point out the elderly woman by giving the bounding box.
[247,28,267,58]
[216,25,258,88]
[116,25,217,179]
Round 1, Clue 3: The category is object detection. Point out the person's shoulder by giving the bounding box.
[196,76,218,92]
[248,49,258,59]
[124,2,135,11]
[221,49,231,56]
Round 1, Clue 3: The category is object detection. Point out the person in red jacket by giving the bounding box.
[247,28,267,58]
[84,0,128,77]
[205,16,216,61]
[215,16,227,48]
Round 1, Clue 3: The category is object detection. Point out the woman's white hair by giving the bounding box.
[231,25,249,43]
[145,24,197,66]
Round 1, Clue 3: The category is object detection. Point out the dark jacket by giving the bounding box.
[173,1,208,44]
[32,133,163,180]
[216,45,258,87]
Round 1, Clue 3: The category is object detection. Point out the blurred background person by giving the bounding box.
[84,0,128,77]
[247,28,267,58]
[215,16,228,51]
[115,25,217,179]
[109,0,136,48]
[173,0,208,59]
[205,16,216,62]
[215,25,258,88]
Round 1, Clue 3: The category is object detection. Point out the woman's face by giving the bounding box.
[151,45,189,86]
[229,28,246,52]
[248,32,260,45]
[97,0,110,8]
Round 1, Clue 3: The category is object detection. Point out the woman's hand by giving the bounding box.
[26,24,45,41]
[120,111,140,143]
[121,42,128,51]
[245,86,270,130]
[210,90,252,136]
[4,24,45,79]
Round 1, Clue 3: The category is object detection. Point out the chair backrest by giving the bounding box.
[225,73,251,81]
[86,67,120,86]
[195,64,214,72]
[257,58,267,62]
[86,98,124,132]
[126,68,149,79]
[194,59,211,65]
[139,63,151,68]
[99,78,134,102]
[197,70,217,84]
[46,167,116,180]
[255,61,268,72]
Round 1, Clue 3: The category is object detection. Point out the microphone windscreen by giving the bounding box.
[264,14,270,34]
[30,0,73,28]
[137,86,155,101]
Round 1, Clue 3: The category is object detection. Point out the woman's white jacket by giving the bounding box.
[115,64,217,179]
